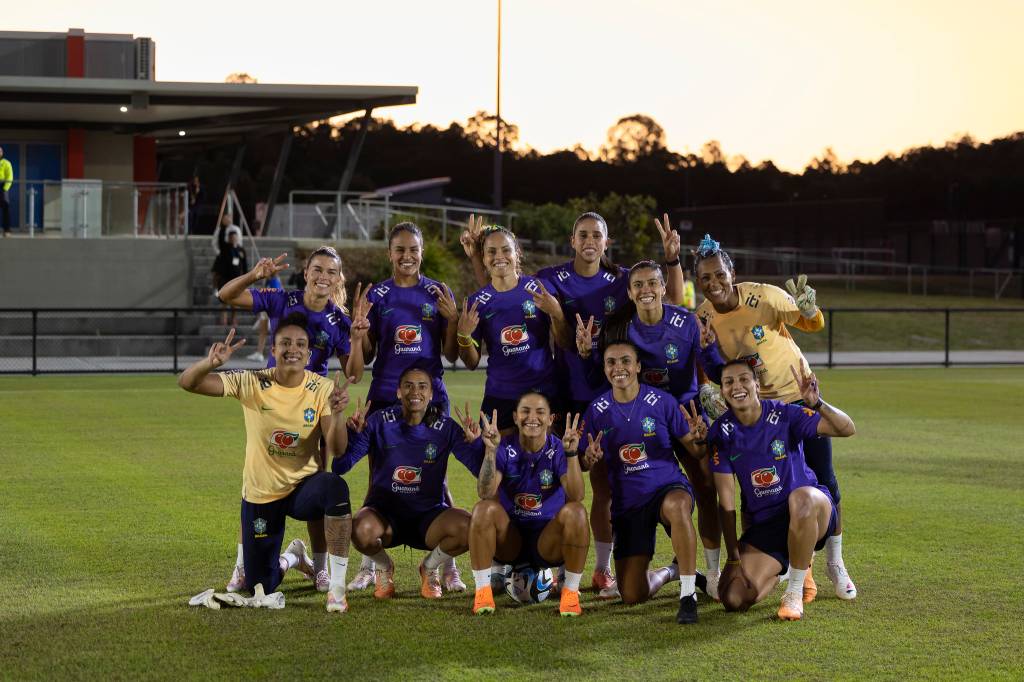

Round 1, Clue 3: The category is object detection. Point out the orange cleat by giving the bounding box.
[778,591,804,621]
[802,564,817,604]
[419,560,442,599]
[559,588,582,617]
[373,556,395,599]
[473,586,496,615]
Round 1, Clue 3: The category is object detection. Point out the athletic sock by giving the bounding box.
[359,554,374,571]
[313,552,327,574]
[563,571,583,592]
[826,533,844,565]
[594,541,614,573]
[665,562,680,582]
[679,574,696,600]
[423,547,452,571]
[235,543,245,568]
[647,567,673,596]
[472,569,491,591]
[370,550,391,567]
[280,552,299,571]
[787,566,807,598]
[703,547,721,575]
[329,554,349,592]
[491,560,506,577]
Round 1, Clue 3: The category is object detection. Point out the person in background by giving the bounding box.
[0,147,13,237]
[187,176,202,235]
[212,213,243,256]
[682,269,697,311]
[213,230,248,326]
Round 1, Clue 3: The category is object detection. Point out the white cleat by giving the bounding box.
[778,590,804,620]
[315,569,330,593]
[347,566,374,591]
[284,538,315,579]
[442,564,467,593]
[706,570,721,602]
[326,588,348,613]
[826,562,858,600]
[226,565,246,593]
[598,584,621,600]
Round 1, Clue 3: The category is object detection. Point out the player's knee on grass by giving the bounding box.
[719,573,755,612]
[353,511,385,552]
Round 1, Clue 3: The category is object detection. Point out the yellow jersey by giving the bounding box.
[220,368,334,504]
[696,282,824,403]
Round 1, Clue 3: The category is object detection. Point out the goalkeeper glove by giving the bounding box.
[699,383,727,420]
[785,274,818,319]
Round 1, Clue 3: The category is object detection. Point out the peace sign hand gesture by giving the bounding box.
[654,213,681,262]
[208,328,246,368]
[346,398,372,433]
[454,402,482,442]
[350,282,374,343]
[458,297,481,337]
[562,413,583,453]
[531,279,562,318]
[459,214,487,258]
[583,430,604,469]
[330,372,354,414]
[479,409,501,450]
[696,315,717,350]
[430,282,459,322]
[252,253,288,281]
[784,274,818,319]
[575,314,596,358]
[790,365,821,406]
[680,400,708,443]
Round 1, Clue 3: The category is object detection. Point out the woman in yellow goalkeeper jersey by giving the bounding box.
[692,234,857,603]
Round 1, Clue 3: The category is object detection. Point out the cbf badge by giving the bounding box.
[421,303,435,320]
[641,417,657,437]
[303,408,315,424]
[771,439,786,459]
[253,517,268,537]
[424,443,438,462]
[522,300,537,318]
[751,325,766,344]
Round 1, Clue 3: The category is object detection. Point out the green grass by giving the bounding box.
[2,369,1023,680]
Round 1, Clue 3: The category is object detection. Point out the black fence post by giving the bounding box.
[31,310,38,376]
[944,308,951,368]
[172,309,179,374]
[827,309,834,369]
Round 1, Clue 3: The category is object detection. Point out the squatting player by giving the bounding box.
[703,360,856,620]
[178,314,355,613]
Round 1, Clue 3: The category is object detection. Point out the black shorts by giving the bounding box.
[480,390,559,432]
[365,499,447,551]
[241,472,349,594]
[612,482,694,560]
[791,399,840,504]
[495,520,562,569]
[740,501,838,574]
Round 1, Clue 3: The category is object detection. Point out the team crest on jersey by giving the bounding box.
[303,408,315,425]
[604,296,616,314]
[664,343,679,363]
[619,443,648,465]
[421,303,435,320]
[424,443,438,463]
[641,417,657,437]
[253,517,268,536]
[771,439,786,459]
[751,325,766,344]
[539,469,554,489]
[751,467,780,488]
[314,330,330,349]
[641,367,669,386]
[395,325,422,345]
[500,325,529,346]
[522,300,537,318]
[514,493,542,512]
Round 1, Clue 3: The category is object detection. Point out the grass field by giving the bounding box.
[2,368,1023,680]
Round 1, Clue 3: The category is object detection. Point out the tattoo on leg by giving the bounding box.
[326,514,352,558]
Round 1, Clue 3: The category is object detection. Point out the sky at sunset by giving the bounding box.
[8,0,1023,171]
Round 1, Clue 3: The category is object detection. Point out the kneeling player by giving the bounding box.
[707,360,856,621]
[582,341,708,625]
[178,315,354,613]
[467,396,590,617]
[333,366,481,599]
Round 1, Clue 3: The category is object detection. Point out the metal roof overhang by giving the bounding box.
[0,76,417,143]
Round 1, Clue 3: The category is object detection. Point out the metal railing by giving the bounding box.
[1,306,1021,375]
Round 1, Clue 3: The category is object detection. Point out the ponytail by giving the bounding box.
[306,245,348,314]
[572,211,622,279]
[599,260,664,355]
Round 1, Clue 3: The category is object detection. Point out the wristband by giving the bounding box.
[565,450,578,458]
[665,258,680,267]
[810,399,823,410]
[457,333,479,348]
[726,559,741,566]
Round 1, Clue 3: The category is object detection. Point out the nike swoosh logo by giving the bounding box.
[729,454,741,461]
[382,308,394,316]
[260,406,273,411]
[384,444,400,449]
[484,312,497,319]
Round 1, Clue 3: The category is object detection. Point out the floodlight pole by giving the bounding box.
[492,0,502,211]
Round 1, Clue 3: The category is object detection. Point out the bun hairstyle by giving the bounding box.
[692,233,735,276]
[572,211,621,278]
[388,221,424,247]
[274,311,311,343]
[598,260,665,354]
[305,245,348,313]
[475,225,524,276]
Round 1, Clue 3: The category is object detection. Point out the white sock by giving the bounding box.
[313,552,327,574]
[235,543,244,568]
[563,570,583,592]
[472,569,491,591]
[595,541,614,573]
[787,566,807,597]
[679,574,696,599]
[665,562,680,581]
[826,533,843,565]
[329,554,349,591]
[280,552,298,571]
[491,560,505,577]
[370,549,390,567]
[423,546,452,571]
[359,554,374,571]
[779,568,790,583]
[703,547,721,575]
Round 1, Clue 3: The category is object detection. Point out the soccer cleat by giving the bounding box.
[326,588,348,613]
[442,563,467,593]
[419,560,443,599]
[706,570,721,602]
[778,591,804,620]
[284,538,315,579]
[472,586,496,615]
[373,555,395,599]
[826,562,858,600]
[802,565,818,604]
[314,569,330,593]
[559,588,582,617]
[347,566,374,591]
[226,565,247,593]
[676,594,698,625]
[490,564,509,592]
[598,583,621,600]
[591,567,617,592]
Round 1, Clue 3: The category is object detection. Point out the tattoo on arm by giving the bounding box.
[478,455,496,497]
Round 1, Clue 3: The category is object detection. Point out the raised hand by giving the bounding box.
[349,282,374,343]
[346,398,371,433]
[252,253,288,280]
[330,372,354,414]
[208,328,246,368]
[698,383,728,420]
[431,282,459,322]
[575,313,596,358]
[583,430,604,469]
[790,364,820,406]
[479,409,501,450]
[458,297,481,337]
[654,213,681,262]
[561,413,583,453]
[531,280,562,318]
[454,401,481,441]
[459,214,487,258]
[680,400,708,442]
[785,274,818,319]
[696,315,717,350]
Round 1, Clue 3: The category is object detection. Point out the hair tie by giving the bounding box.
[697,234,720,257]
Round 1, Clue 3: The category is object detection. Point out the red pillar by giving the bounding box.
[67,30,86,178]
[67,129,85,178]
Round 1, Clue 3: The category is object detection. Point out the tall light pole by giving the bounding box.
[492,0,503,211]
